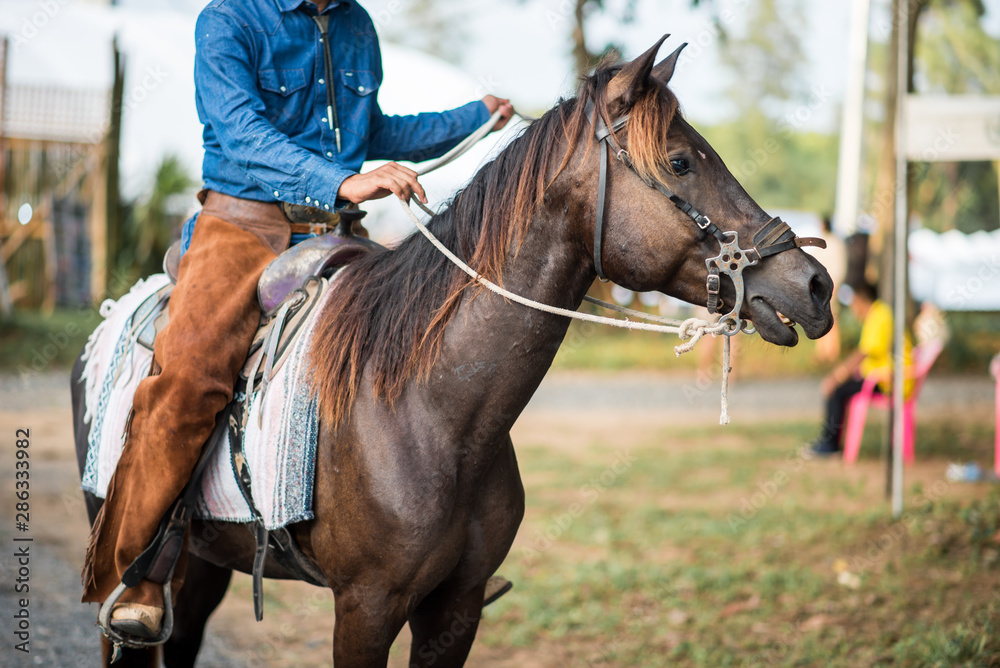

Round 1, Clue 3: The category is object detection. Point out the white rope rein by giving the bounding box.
[401,109,736,424]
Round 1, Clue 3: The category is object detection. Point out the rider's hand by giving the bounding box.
[338,162,427,204]
[481,95,514,131]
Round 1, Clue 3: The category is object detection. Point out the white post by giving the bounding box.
[833,0,871,235]
[891,0,908,519]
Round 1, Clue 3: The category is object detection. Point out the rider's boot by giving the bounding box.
[109,578,164,639]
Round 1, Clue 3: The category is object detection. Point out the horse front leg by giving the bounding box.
[407,582,486,668]
[332,586,410,667]
[163,552,233,668]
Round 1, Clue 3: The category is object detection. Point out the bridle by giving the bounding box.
[587,100,826,334]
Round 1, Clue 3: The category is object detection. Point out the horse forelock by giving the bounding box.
[309,60,681,427]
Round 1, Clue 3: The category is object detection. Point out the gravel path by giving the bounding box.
[522,371,994,422]
[0,368,992,666]
[0,370,243,667]
[0,367,993,417]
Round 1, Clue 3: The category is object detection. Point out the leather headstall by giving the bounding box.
[585,99,826,333]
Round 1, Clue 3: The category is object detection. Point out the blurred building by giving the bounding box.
[0,35,121,312]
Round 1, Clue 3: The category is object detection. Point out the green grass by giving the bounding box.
[476,416,1000,667]
[0,307,100,373]
[551,321,834,377]
[550,314,1000,375]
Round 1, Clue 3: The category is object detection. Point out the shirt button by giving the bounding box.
[305,196,311,203]
[273,191,279,197]
[318,78,325,85]
[324,204,330,210]
[280,86,286,92]
[321,117,327,123]
[358,85,365,92]
[326,152,332,157]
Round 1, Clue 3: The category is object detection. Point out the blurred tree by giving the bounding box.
[381,0,470,65]
[699,118,838,212]
[716,0,808,111]
[857,0,999,302]
[917,0,999,94]
[521,0,715,77]
[696,0,832,212]
[117,155,194,281]
[909,0,1000,233]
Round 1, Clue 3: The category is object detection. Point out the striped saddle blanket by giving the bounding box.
[79,273,329,530]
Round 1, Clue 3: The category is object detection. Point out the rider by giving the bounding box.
[82,0,513,640]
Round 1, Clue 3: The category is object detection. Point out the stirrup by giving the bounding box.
[483,576,512,607]
[97,579,174,660]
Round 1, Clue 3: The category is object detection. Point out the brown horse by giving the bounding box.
[73,37,832,667]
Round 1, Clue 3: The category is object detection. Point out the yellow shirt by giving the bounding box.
[858,300,913,396]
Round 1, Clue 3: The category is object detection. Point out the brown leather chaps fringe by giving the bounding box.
[82,202,287,603]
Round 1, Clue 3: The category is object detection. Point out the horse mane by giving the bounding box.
[309,59,680,427]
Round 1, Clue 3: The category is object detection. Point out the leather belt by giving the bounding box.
[198,189,287,227]
[197,189,362,245]
[288,221,332,235]
[198,189,291,255]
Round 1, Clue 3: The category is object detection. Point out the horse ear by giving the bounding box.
[650,42,688,85]
[606,34,669,107]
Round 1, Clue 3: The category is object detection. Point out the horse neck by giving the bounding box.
[425,197,595,441]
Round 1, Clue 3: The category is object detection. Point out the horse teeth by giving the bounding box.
[776,311,795,327]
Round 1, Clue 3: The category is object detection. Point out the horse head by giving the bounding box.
[553,36,834,345]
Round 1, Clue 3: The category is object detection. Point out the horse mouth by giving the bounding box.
[747,297,799,346]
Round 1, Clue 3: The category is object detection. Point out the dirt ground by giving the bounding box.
[0,369,994,667]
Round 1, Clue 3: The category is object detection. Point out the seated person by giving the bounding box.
[810,282,912,455]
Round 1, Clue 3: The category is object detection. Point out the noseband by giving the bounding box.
[587,101,826,334]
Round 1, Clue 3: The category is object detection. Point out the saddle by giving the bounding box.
[110,206,383,640]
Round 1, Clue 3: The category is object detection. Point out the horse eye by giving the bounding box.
[670,157,690,175]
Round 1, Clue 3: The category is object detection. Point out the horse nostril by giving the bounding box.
[810,273,832,310]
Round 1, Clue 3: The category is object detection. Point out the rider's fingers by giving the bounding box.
[387,176,413,203]
[388,162,419,179]
[408,175,427,204]
[389,165,426,203]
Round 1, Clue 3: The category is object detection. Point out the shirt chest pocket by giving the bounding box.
[258,68,308,129]
[339,69,380,136]
[259,68,307,96]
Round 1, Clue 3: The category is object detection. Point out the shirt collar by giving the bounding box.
[275,0,349,12]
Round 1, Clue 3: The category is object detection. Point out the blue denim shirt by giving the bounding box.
[182,0,490,251]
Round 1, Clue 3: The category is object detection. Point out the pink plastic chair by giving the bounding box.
[842,340,944,465]
[991,354,1000,478]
